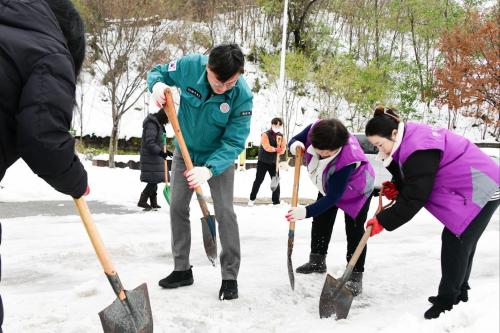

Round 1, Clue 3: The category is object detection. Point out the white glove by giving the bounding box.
[290,141,305,156]
[286,206,307,222]
[185,167,213,189]
[152,82,169,107]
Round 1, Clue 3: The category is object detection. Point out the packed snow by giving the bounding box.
[0,158,498,332]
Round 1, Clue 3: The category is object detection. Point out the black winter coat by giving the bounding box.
[0,0,87,197]
[140,115,165,183]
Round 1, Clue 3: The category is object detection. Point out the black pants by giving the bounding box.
[310,193,372,272]
[249,160,280,204]
[438,199,499,304]
[142,183,158,196]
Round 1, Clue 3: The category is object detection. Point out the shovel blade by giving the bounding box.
[287,235,295,290]
[99,283,153,333]
[319,274,354,320]
[270,176,280,192]
[163,184,171,205]
[201,215,217,265]
[287,255,295,290]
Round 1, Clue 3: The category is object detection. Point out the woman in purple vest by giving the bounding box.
[364,106,500,319]
[286,119,375,295]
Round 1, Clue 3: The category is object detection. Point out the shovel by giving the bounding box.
[162,145,171,205]
[287,148,303,290]
[73,197,153,332]
[319,189,394,320]
[270,136,283,192]
[163,88,217,265]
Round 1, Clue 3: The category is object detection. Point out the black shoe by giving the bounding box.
[295,253,326,274]
[138,192,152,210]
[219,280,238,300]
[158,267,193,289]
[424,300,453,319]
[345,271,363,296]
[428,289,468,305]
[150,194,161,209]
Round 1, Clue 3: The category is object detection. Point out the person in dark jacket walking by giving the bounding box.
[286,119,375,295]
[0,0,89,329]
[364,106,500,319]
[138,110,171,210]
[248,117,287,206]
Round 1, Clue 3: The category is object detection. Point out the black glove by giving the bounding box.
[166,150,173,157]
[159,151,169,159]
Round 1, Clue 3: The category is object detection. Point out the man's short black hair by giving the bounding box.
[208,43,245,82]
[271,117,283,126]
[310,119,349,151]
[44,0,86,76]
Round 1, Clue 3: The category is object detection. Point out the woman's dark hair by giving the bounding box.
[271,117,283,126]
[310,119,349,151]
[208,43,245,82]
[365,105,400,139]
[154,109,169,126]
[44,0,86,76]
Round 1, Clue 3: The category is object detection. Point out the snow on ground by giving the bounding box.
[0,159,498,332]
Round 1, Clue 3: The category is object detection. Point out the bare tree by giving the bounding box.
[86,0,172,167]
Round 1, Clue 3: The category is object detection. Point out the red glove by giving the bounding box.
[83,186,90,197]
[366,217,384,237]
[382,181,399,200]
[276,147,284,154]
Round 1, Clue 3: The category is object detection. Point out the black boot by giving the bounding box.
[158,267,193,289]
[428,288,469,305]
[424,298,453,319]
[219,280,238,300]
[150,194,161,209]
[138,192,152,210]
[345,271,363,296]
[296,253,326,274]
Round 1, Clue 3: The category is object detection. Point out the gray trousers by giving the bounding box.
[169,150,240,280]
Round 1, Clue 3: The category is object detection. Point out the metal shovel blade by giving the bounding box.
[270,175,280,192]
[287,235,295,290]
[319,274,354,320]
[99,283,153,333]
[201,214,217,266]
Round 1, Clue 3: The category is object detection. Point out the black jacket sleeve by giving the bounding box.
[16,53,87,198]
[377,150,441,231]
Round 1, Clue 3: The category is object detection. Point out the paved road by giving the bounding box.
[0,200,133,219]
[0,197,316,219]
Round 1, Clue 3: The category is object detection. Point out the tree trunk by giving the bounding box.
[374,0,380,64]
[409,11,425,100]
[108,118,120,168]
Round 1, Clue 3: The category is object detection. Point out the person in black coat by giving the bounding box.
[0,0,88,329]
[138,110,171,210]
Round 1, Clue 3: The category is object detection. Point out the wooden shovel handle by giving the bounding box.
[163,88,211,216]
[164,145,169,184]
[346,186,394,269]
[73,197,126,300]
[289,149,304,232]
[276,136,283,172]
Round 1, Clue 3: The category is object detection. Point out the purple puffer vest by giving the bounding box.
[393,122,500,235]
[305,123,375,219]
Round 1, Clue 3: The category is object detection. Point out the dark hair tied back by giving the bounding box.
[373,105,400,123]
[365,105,400,139]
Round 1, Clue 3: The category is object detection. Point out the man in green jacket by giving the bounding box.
[147,44,253,300]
